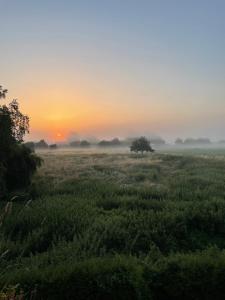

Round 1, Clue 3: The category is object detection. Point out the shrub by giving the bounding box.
[5,144,42,191]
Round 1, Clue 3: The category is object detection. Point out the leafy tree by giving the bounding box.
[8,100,29,142]
[0,86,41,197]
[130,136,154,154]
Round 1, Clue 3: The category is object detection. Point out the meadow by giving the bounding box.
[1,147,225,299]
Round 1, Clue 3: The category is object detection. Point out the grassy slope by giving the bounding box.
[1,148,225,299]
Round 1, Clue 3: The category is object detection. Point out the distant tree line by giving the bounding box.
[70,140,91,148]
[175,138,212,145]
[125,137,165,146]
[98,138,121,147]
[25,140,58,150]
[24,136,225,151]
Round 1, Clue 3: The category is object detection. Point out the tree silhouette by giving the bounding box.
[130,137,154,154]
[0,86,41,197]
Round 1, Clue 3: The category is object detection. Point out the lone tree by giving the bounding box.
[0,86,41,197]
[130,137,154,154]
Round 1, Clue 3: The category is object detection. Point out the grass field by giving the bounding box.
[1,147,225,299]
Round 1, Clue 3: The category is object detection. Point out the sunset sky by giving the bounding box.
[1,0,225,142]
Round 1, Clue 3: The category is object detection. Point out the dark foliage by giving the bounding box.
[0,86,41,197]
[5,144,42,191]
[24,141,35,151]
[8,100,29,142]
[130,137,154,154]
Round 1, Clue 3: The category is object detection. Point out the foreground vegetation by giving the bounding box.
[1,149,225,299]
[0,86,41,199]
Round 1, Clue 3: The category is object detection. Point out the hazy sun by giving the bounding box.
[55,132,64,141]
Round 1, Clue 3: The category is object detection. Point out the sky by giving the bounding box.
[1,0,225,142]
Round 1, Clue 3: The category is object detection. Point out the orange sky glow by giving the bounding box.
[4,78,217,143]
[2,0,225,142]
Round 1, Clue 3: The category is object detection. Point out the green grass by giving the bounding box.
[1,149,225,299]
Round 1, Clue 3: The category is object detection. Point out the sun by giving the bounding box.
[55,132,64,141]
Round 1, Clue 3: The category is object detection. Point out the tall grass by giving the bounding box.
[1,150,225,299]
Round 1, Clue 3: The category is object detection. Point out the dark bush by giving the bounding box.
[24,141,35,151]
[0,86,42,197]
[5,144,42,191]
[0,162,6,196]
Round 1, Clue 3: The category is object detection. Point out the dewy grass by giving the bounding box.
[1,148,225,299]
